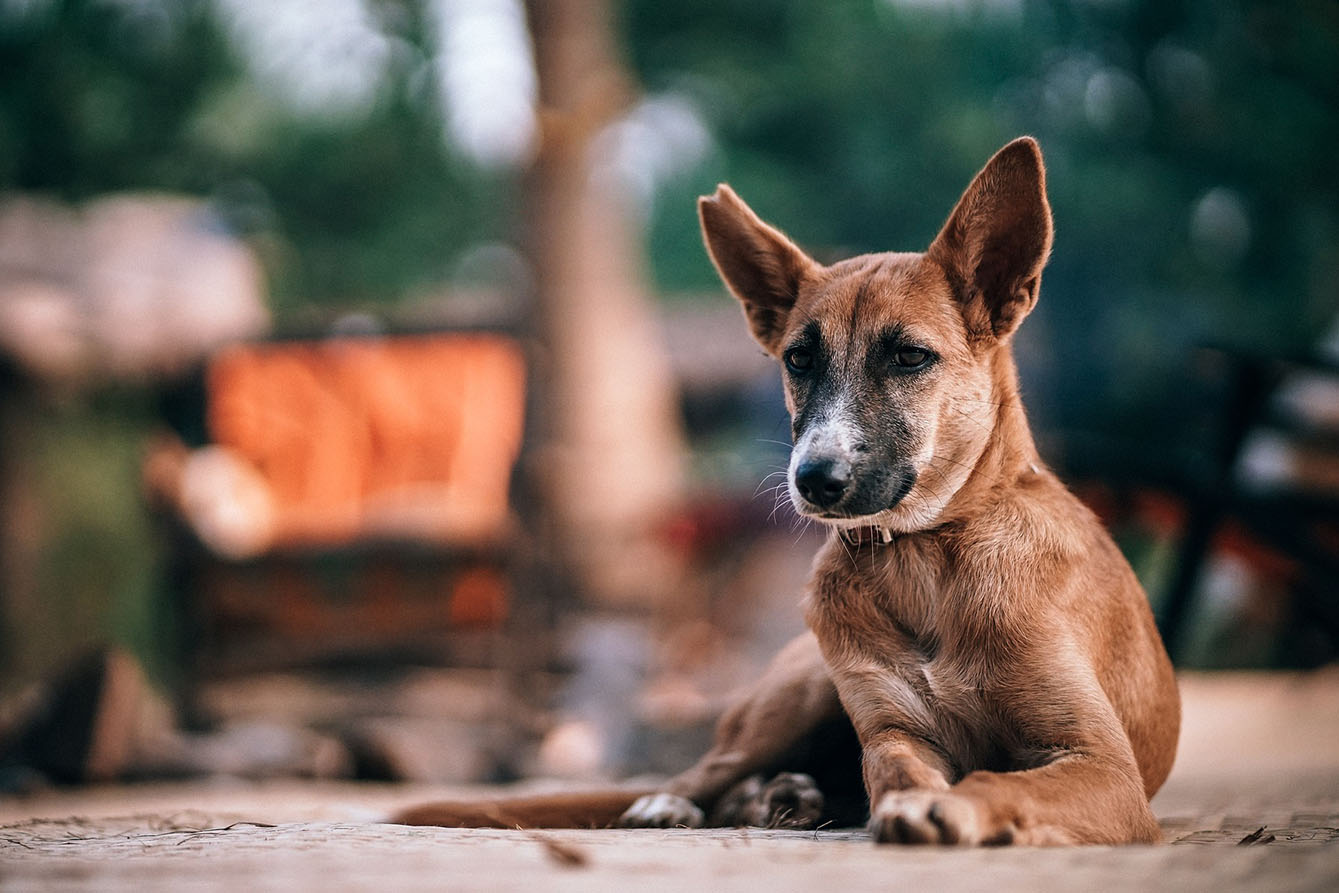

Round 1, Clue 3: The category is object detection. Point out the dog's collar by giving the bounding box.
[838,524,896,547]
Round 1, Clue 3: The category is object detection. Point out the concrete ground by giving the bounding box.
[1,671,1336,892]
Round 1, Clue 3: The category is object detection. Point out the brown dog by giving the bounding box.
[394,138,1180,845]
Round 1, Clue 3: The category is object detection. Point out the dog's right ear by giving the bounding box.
[699,185,819,355]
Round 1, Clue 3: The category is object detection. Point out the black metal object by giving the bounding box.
[1158,346,1339,663]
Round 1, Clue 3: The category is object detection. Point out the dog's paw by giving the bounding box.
[711,772,826,828]
[753,772,825,829]
[868,790,1014,846]
[708,775,764,826]
[618,792,705,829]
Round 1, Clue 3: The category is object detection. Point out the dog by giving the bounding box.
[394,137,1180,845]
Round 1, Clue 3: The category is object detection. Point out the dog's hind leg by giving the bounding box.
[620,631,853,828]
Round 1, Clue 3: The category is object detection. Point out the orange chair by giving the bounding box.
[163,332,529,675]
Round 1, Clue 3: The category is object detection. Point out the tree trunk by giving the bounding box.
[523,0,687,610]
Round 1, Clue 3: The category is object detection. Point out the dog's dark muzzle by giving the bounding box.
[792,460,917,518]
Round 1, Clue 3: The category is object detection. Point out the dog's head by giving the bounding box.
[700,138,1053,534]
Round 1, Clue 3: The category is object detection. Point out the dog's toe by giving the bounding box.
[869,791,987,846]
[618,793,705,829]
[709,775,764,826]
[893,811,938,843]
[757,772,825,829]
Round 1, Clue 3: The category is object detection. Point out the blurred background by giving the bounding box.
[0,0,1336,791]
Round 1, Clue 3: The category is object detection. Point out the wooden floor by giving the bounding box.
[2,671,1337,892]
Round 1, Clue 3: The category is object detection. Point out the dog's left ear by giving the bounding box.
[926,137,1053,341]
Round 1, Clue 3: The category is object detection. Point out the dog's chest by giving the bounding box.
[807,540,1004,766]
[807,536,946,648]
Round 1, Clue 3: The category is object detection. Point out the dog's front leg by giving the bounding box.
[867,680,1160,846]
[857,728,963,841]
[953,753,1157,845]
[870,751,1157,845]
[862,732,954,799]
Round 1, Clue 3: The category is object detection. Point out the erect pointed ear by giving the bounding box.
[699,184,820,355]
[926,137,1053,341]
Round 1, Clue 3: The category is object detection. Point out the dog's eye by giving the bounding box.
[784,348,814,374]
[893,348,930,369]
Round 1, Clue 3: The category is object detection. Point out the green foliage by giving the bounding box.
[1,391,167,682]
[0,0,232,195]
[1,0,1335,424]
[627,0,1339,432]
[0,0,512,313]
[1,1,1334,678]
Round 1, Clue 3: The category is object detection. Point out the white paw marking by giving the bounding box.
[619,793,705,829]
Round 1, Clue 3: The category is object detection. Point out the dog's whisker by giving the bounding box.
[927,453,975,473]
[837,529,857,565]
[910,466,955,517]
[949,406,997,438]
[752,471,790,500]
[767,495,792,526]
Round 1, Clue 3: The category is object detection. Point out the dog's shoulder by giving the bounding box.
[966,471,1150,630]
[927,470,1136,621]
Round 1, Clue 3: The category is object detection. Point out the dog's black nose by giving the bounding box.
[795,458,849,509]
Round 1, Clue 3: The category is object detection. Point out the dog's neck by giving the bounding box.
[934,348,1041,526]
